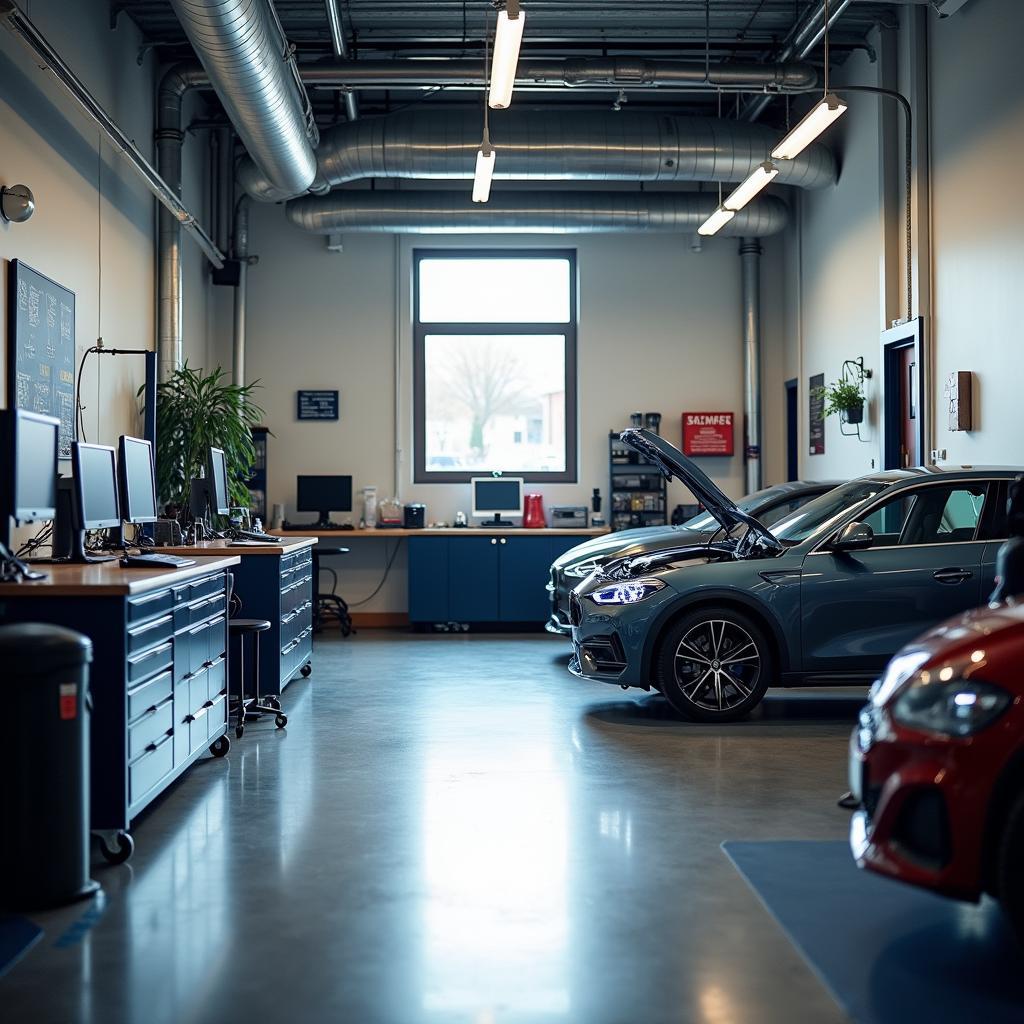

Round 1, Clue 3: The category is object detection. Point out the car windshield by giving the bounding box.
[771,479,893,544]
[684,489,778,531]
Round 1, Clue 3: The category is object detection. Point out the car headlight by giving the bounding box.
[587,578,666,605]
[872,649,932,706]
[565,560,601,579]
[892,674,1012,737]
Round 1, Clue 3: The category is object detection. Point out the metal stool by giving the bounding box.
[313,545,354,636]
[229,618,286,737]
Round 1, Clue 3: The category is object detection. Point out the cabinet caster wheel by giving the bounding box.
[98,831,134,865]
[209,735,231,757]
[267,697,281,711]
[300,663,312,678]
[235,724,245,739]
[275,713,288,729]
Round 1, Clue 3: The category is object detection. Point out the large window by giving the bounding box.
[413,250,577,483]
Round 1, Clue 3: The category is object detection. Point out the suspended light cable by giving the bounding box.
[473,19,495,202]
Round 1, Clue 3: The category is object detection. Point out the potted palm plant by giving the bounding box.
[815,378,866,425]
[147,364,266,517]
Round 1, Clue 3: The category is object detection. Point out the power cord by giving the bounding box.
[348,539,403,607]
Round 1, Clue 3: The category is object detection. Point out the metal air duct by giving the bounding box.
[241,111,835,202]
[740,239,763,491]
[285,190,789,237]
[168,0,320,196]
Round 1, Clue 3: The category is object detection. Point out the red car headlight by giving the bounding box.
[891,673,1011,738]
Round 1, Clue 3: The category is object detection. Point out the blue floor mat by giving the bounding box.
[723,840,1024,1024]
[0,915,43,979]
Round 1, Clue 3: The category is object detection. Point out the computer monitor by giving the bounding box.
[61,441,120,564]
[0,408,59,550]
[471,476,524,526]
[207,447,230,516]
[296,475,352,528]
[118,436,158,524]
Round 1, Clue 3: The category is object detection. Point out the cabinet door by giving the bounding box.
[449,537,500,621]
[408,538,450,622]
[498,536,560,622]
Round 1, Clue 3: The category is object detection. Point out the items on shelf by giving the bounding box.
[609,430,667,531]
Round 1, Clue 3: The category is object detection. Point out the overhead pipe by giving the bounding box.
[232,197,250,389]
[285,190,789,237]
[324,0,359,122]
[241,110,836,201]
[740,239,763,492]
[168,0,320,196]
[743,0,856,122]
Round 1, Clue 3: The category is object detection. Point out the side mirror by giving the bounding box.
[830,521,875,552]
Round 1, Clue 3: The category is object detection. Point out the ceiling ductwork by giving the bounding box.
[239,110,836,202]
[285,190,790,237]
[168,0,321,196]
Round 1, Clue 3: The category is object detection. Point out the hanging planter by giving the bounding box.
[842,400,865,425]
[813,378,867,425]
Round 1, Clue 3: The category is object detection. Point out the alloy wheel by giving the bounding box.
[672,619,761,713]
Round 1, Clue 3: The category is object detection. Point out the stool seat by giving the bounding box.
[317,546,350,556]
[230,618,272,634]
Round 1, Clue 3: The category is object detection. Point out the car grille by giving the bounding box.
[581,634,627,674]
[569,592,583,627]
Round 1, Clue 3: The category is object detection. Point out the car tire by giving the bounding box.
[655,606,773,722]
[995,790,1024,942]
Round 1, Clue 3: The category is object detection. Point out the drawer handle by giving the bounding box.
[491,538,497,545]
[500,538,507,545]
[145,730,173,753]
[203,700,215,709]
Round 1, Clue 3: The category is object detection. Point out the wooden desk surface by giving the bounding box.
[158,536,318,557]
[271,527,610,539]
[0,554,241,597]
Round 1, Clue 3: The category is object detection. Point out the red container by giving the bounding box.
[523,493,546,528]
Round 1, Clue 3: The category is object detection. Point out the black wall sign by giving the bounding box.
[7,260,76,458]
[297,389,339,420]
[809,373,825,456]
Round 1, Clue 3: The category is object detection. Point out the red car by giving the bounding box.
[849,599,1024,934]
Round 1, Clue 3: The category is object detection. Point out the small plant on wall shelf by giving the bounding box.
[144,364,266,516]
[813,378,866,425]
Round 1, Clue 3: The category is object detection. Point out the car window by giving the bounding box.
[757,496,817,529]
[861,484,986,546]
[773,480,891,544]
[979,480,1010,541]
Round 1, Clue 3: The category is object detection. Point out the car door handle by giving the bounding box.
[933,568,973,585]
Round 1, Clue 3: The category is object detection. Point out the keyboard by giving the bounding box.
[281,521,353,531]
[235,530,279,542]
[121,552,197,569]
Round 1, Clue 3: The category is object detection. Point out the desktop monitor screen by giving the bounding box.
[118,436,158,524]
[3,409,59,522]
[207,447,230,516]
[72,442,121,529]
[297,475,353,515]
[471,477,524,518]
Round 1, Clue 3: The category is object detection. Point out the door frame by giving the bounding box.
[880,317,927,470]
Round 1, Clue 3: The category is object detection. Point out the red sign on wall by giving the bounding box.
[682,412,735,457]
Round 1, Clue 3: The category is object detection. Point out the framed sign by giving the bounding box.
[682,412,734,457]
[297,389,339,421]
[7,260,76,458]
[809,373,825,456]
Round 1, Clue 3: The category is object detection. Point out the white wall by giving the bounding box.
[0,0,213,444]
[228,205,787,613]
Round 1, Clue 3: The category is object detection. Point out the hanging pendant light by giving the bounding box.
[488,0,525,109]
[473,17,496,202]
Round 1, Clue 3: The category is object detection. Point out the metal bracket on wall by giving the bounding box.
[840,357,873,442]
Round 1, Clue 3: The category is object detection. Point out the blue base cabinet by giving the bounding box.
[409,534,584,625]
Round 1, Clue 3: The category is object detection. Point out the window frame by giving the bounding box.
[412,248,579,484]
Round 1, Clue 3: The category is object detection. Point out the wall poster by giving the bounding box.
[808,373,825,456]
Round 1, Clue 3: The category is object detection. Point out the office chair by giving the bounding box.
[313,544,354,636]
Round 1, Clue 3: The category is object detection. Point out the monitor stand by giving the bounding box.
[477,514,517,528]
[67,528,117,565]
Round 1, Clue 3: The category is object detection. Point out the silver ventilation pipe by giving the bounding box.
[242,111,836,201]
[286,190,789,237]
[168,0,320,196]
[740,239,763,492]
[232,197,251,389]
[743,0,855,122]
[324,1,359,122]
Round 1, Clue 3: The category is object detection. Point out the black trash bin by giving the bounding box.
[0,623,100,910]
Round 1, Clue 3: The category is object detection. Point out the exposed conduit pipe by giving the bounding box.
[286,191,790,237]
[232,197,250,389]
[324,0,359,122]
[740,239,763,492]
[241,110,836,201]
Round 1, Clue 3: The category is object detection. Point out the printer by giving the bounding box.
[550,506,588,528]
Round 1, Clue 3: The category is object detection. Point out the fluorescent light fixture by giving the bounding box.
[697,205,736,237]
[488,2,525,109]
[723,161,779,212]
[473,147,496,203]
[771,93,848,160]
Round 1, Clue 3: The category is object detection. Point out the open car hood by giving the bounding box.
[618,428,782,557]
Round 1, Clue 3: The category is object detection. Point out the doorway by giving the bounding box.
[881,319,926,470]
[785,379,798,481]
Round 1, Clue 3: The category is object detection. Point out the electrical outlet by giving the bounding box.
[931,449,948,463]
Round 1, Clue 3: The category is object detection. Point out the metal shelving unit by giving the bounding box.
[246,426,269,524]
[609,431,667,531]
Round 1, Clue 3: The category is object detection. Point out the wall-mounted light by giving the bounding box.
[0,184,35,223]
[722,161,779,212]
[488,0,525,109]
[473,145,496,203]
[698,205,735,237]
[771,94,848,160]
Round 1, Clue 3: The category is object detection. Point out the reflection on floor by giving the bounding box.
[5,632,865,1023]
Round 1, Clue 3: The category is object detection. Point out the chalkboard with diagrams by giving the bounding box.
[6,259,76,458]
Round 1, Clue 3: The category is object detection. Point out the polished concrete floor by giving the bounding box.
[5,632,865,1024]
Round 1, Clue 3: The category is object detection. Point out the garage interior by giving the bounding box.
[1,0,1022,1021]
